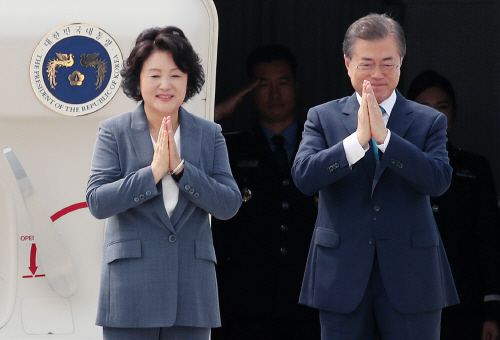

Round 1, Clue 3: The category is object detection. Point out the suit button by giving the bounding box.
[184,185,191,190]
[242,187,252,202]
[281,224,289,232]
[327,163,339,172]
[194,193,199,198]
[133,197,140,202]
[373,205,381,212]
[369,238,376,245]
[145,190,152,196]
[280,247,288,255]
[282,179,290,186]
[168,235,177,243]
[432,204,439,213]
[189,189,195,194]
[139,194,145,199]
[281,202,289,209]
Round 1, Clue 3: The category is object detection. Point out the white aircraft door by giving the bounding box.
[0,1,218,338]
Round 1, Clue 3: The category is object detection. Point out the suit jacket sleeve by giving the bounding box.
[86,119,160,219]
[292,106,352,196]
[174,123,242,220]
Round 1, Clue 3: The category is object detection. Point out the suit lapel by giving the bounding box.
[169,107,201,230]
[340,94,359,135]
[372,91,415,192]
[128,103,175,233]
[129,103,154,168]
[386,91,415,140]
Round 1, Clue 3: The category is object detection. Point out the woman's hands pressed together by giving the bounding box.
[151,116,184,184]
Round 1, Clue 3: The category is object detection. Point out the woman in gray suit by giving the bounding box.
[86,26,242,340]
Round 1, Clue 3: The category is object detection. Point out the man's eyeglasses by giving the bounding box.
[356,62,401,75]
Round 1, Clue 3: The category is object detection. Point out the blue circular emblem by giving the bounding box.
[30,23,123,116]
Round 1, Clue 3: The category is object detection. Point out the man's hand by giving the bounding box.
[214,80,260,122]
[356,80,372,147]
[482,321,500,340]
[365,81,388,144]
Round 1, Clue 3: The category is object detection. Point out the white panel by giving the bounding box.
[22,298,73,335]
[0,177,17,329]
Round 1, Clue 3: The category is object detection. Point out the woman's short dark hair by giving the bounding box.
[343,13,406,59]
[407,70,457,112]
[121,26,205,102]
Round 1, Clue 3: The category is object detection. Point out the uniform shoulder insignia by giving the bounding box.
[223,129,254,139]
[222,131,241,136]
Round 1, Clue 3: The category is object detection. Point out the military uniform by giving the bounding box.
[211,122,320,339]
[431,143,500,339]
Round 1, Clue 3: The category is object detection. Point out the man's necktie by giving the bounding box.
[272,134,289,174]
[371,137,379,163]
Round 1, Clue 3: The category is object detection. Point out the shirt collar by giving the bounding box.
[355,90,396,117]
[261,121,298,148]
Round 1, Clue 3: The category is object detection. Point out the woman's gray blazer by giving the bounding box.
[86,103,242,328]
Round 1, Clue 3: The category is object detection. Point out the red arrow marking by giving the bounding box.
[22,202,87,279]
[29,243,38,276]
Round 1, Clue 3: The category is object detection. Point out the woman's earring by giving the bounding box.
[137,86,141,96]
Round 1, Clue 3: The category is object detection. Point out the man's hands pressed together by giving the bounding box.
[357,80,388,147]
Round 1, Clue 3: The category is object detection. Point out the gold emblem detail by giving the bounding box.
[80,53,107,89]
[46,53,75,89]
[68,71,85,86]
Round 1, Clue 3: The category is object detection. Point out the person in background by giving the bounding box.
[292,13,459,339]
[86,26,241,340]
[408,69,500,340]
[211,44,320,340]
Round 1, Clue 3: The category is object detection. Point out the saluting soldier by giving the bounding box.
[211,45,320,340]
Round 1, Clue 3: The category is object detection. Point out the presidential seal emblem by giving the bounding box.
[29,23,123,116]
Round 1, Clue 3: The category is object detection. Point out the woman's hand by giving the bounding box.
[166,117,184,174]
[151,117,170,183]
[151,116,184,183]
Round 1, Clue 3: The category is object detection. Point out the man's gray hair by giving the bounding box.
[342,13,406,59]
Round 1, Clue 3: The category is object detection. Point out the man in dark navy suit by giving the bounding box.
[292,14,459,339]
[211,45,320,340]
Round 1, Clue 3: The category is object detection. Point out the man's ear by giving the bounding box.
[344,54,351,71]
